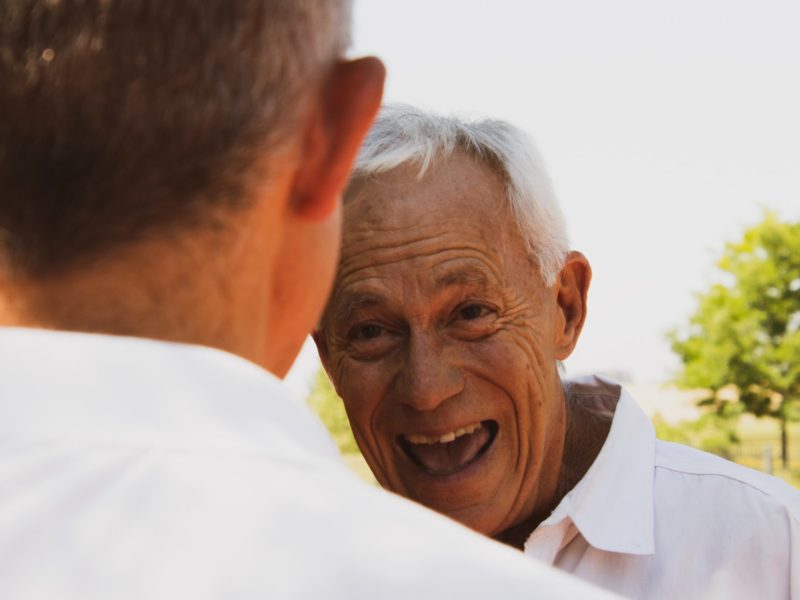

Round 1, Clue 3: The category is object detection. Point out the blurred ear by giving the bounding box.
[554,252,591,360]
[290,56,385,220]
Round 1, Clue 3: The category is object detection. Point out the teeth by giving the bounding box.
[404,422,483,445]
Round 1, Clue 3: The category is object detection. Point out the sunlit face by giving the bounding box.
[318,152,577,536]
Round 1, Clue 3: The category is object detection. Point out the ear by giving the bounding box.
[554,251,592,360]
[290,56,385,220]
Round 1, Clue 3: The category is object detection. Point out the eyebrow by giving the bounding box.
[434,268,491,291]
[332,292,386,326]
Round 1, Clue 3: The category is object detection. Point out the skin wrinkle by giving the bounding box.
[332,341,387,486]
[335,249,508,318]
[318,150,596,543]
[336,276,500,340]
[333,290,385,329]
[434,269,489,290]
[503,329,554,531]
[338,242,505,283]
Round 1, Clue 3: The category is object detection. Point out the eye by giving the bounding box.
[345,321,397,361]
[350,323,385,340]
[450,302,499,340]
[457,304,489,321]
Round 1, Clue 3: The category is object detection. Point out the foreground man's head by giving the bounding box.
[0,0,383,376]
[316,105,593,540]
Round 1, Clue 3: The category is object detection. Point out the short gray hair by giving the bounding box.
[349,104,569,285]
[0,0,351,277]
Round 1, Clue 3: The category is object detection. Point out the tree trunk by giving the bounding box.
[780,415,788,470]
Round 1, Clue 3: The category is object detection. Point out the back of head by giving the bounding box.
[0,0,350,278]
[349,104,569,285]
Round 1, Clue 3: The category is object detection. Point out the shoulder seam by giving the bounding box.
[654,463,800,525]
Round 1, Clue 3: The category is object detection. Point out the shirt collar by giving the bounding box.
[0,327,339,463]
[537,375,656,556]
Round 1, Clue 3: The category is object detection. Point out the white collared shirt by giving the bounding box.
[0,328,610,599]
[525,375,800,599]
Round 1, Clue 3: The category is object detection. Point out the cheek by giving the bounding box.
[495,327,561,432]
[336,364,377,434]
[466,329,559,464]
[490,327,567,487]
[336,358,387,417]
[468,324,553,400]
[335,358,397,476]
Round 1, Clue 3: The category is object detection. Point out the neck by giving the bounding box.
[558,390,614,494]
[0,216,279,370]
[494,385,612,550]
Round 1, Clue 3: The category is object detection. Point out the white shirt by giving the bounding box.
[0,328,610,600]
[525,375,800,599]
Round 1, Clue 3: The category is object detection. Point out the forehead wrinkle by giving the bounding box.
[343,224,466,254]
[338,241,504,284]
[431,252,508,288]
[347,208,497,243]
[343,230,445,254]
[433,264,497,293]
[348,212,481,233]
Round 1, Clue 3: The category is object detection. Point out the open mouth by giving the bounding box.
[397,420,498,477]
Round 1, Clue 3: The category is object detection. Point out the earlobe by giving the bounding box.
[554,252,592,360]
[290,56,385,221]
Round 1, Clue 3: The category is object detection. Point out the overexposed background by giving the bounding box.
[342,0,800,384]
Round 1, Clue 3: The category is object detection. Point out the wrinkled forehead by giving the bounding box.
[325,153,538,320]
[342,151,512,239]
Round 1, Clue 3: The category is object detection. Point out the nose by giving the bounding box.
[397,331,464,412]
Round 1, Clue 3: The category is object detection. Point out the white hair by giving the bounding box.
[349,104,569,285]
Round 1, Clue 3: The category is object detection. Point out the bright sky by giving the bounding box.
[344,0,800,384]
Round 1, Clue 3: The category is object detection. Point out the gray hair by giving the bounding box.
[349,104,569,285]
[0,0,352,277]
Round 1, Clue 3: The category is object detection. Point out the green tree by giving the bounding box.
[670,213,800,468]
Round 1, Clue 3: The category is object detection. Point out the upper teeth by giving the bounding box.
[404,422,483,445]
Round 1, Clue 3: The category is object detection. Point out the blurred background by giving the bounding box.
[287,0,800,486]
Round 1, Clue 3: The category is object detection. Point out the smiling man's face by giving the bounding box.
[317,151,586,536]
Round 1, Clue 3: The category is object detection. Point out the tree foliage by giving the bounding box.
[670,213,800,464]
[652,413,740,459]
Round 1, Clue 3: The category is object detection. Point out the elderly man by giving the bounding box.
[0,4,608,599]
[316,105,800,599]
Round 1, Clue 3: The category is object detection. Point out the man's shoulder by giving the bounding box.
[239,457,609,597]
[154,449,615,598]
[0,442,608,599]
[653,439,800,520]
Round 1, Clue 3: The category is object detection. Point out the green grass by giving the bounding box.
[729,416,800,487]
